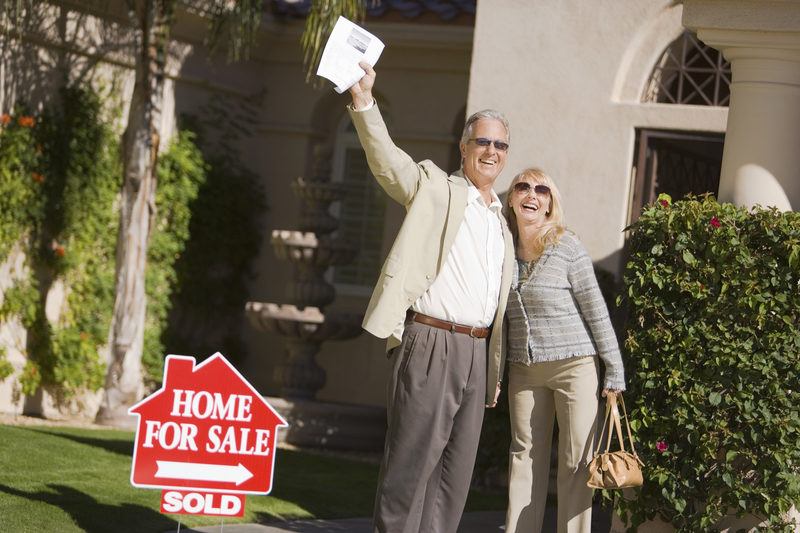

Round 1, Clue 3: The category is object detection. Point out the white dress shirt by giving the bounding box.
[412,184,505,327]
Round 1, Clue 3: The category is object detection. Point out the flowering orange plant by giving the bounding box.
[1,113,11,126]
[17,116,35,127]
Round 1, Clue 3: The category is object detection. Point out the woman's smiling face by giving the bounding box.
[510,177,552,228]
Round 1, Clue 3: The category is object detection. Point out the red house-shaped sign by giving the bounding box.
[129,353,287,495]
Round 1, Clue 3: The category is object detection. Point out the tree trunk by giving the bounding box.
[95,0,170,426]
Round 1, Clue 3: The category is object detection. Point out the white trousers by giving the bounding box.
[505,356,599,533]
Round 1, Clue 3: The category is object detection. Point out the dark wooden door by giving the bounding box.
[630,129,724,223]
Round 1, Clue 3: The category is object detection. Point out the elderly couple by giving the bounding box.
[347,64,626,533]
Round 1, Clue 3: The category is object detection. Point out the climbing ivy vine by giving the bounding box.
[0,84,266,404]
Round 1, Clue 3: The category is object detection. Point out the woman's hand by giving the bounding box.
[602,388,623,399]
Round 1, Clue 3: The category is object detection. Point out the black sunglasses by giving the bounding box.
[469,137,509,152]
[513,182,551,195]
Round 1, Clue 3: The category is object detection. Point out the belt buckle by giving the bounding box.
[469,326,478,338]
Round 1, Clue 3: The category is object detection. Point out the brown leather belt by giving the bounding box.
[406,311,490,338]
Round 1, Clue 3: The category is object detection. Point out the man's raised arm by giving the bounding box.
[346,62,428,205]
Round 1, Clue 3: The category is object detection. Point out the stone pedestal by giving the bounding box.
[246,301,361,400]
[268,396,386,452]
[246,145,369,451]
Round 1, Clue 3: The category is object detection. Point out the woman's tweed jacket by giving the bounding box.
[506,232,626,390]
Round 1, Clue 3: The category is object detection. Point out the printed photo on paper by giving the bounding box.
[316,17,385,94]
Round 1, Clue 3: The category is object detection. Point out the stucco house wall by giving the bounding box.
[467,0,727,273]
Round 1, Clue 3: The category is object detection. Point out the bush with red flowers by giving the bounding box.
[616,195,800,530]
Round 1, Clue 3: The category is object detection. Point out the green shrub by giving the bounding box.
[33,86,120,397]
[144,120,265,384]
[0,86,120,398]
[616,194,800,531]
[1,86,266,399]
[0,110,43,260]
[0,346,12,381]
[143,129,208,384]
[161,147,265,367]
[162,98,266,369]
[0,108,43,381]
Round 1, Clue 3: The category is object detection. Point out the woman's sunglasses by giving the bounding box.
[513,182,551,196]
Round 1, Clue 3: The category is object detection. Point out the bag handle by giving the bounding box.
[597,393,619,454]
[617,394,640,458]
[598,393,640,458]
[613,397,626,452]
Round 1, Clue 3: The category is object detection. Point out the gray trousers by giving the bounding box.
[373,322,487,533]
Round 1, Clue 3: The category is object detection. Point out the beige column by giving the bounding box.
[683,0,800,211]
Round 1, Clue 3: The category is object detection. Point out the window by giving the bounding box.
[643,31,731,106]
[331,117,386,291]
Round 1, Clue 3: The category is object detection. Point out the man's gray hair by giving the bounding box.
[460,109,510,145]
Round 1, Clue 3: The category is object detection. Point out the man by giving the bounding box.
[347,63,514,533]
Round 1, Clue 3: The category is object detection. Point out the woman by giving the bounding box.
[503,168,625,533]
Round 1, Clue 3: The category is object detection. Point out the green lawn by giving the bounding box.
[0,423,505,532]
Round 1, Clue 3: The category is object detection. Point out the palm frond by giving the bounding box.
[184,0,265,61]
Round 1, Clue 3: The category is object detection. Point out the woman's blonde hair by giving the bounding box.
[503,167,566,260]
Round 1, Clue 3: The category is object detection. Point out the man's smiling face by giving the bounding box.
[460,118,509,188]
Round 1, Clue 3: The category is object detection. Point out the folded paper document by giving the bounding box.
[316,16,385,94]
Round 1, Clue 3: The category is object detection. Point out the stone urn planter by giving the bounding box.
[245,146,386,452]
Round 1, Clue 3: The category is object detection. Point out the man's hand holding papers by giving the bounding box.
[316,16,384,94]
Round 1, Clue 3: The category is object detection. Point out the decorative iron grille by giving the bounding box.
[643,31,731,106]
[629,130,724,224]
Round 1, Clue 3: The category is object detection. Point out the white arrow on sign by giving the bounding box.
[155,460,254,486]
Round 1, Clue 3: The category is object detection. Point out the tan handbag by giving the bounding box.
[587,392,644,489]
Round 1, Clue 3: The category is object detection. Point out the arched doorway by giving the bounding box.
[630,31,731,223]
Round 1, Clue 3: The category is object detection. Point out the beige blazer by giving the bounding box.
[348,104,515,404]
